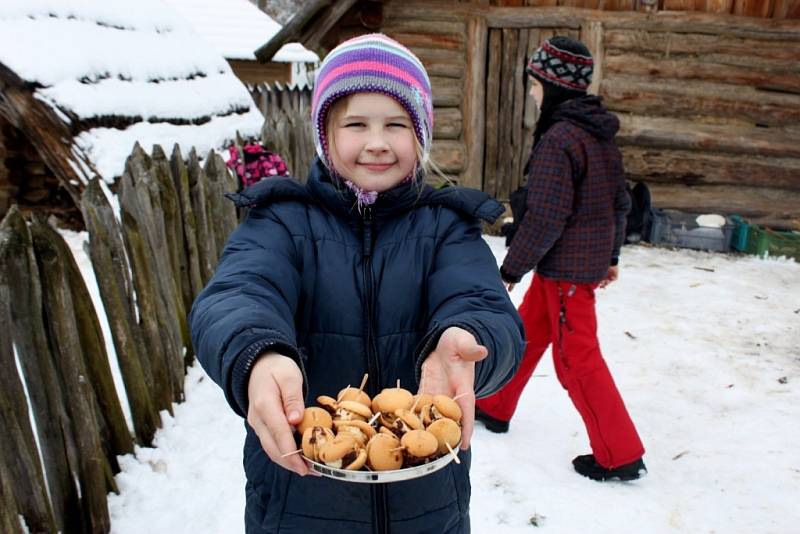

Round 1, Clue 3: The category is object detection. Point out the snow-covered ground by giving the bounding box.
[74,236,799,533]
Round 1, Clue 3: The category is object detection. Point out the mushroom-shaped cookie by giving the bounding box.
[400,429,439,466]
[422,395,462,426]
[337,386,371,408]
[318,434,366,470]
[334,400,372,422]
[391,409,422,436]
[301,426,335,461]
[316,395,339,415]
[334,419,376,446]
[426,418,461,455]
[411,393,433,414]
[366,433,403,471]
[375,388,414,427]
[297,407,333,435]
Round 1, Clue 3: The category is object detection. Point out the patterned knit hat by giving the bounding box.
[527,36,593,92]
[311,33,434,172]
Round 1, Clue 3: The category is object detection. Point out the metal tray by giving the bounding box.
[304,446,460,484]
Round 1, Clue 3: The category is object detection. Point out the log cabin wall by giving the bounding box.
[377,1,800,229]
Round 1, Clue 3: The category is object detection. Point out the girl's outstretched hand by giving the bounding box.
[419,327,488,451]
[247,352,309,476]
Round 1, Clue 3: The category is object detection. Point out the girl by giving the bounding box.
[475,36,646,482]
[190,34,523,533]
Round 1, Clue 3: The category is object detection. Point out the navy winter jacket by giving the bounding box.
[189,159,524,534]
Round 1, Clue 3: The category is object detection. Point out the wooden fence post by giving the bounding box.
[204,150,239,248]
[0,456,24,534]
[118,170,177,412]
[32,216,133,463]
[187,148,216,284]
[152,144,194,364]
[0,206,72,533]
[81,178,159,446]
[29,215,111,534]
[170,145,204,308]
[122,145,185,404]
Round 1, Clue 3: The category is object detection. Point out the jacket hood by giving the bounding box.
[552,95,619,141]
[227,157,504,224]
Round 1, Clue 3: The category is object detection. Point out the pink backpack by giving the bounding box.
[226,144,289,188]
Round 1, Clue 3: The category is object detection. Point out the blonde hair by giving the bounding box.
[324,94,450,187]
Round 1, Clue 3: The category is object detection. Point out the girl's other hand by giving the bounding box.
[247,352,309,476]
[419,327,488,451]
[598,265,618,289]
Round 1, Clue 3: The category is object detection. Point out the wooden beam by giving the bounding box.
[299,0,361,53]
[254,0,331,62]
[462,16,488,189]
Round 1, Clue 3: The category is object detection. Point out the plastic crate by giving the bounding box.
[649,209,734,252]
[744,226,800,261]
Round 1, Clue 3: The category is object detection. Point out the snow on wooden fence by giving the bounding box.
[248,82,315,182]
[0,142,238,533]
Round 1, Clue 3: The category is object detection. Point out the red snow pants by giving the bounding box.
[477,274,644,468]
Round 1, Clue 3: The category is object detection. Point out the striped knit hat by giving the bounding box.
[311,33,434,173]
[527,36,594,92]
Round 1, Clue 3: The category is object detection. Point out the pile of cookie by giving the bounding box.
[296,383,462,472]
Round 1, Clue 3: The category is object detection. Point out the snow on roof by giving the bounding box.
[0,0,264,182]
[162,0,319,63]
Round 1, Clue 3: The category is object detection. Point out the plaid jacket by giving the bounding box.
[502,96,630,284]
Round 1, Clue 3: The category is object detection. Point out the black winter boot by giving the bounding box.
[572,454,647,481]
[475,406,510,434]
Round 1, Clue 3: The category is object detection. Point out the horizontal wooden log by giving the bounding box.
[604,29,800,63]
[432,140,466,173]
[601,76,800,127]
[381,19,466,36]
[416,59,464,79]
[431,76,463,107]
[604,52,800,94]
[646,183,800,230]
[384,2,467,22]
[382,31,465,50]
[621,145,800,190]
[617,115,800,158]
[433,107,463,139]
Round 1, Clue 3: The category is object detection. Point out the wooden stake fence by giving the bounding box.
[248,82,315,182]
[0,142,239,533]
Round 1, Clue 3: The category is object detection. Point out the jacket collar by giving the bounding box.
[227,157,504,224]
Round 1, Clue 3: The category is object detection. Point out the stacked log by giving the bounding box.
[601,17,800,228]
[382,5,469,182]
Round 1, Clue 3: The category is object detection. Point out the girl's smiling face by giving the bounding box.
[328,93,417,192]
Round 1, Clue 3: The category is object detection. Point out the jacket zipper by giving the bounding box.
[362,208,388,534]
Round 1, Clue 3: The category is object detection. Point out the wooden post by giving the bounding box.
[0,456,25,534]
[187,148,217,284]
[0,206,72,532]
[39,215,133,460]
[81,178,159,446]
[483,28,502,198]
[170,145,204,303]
[118,169,176,412]
[462,16,488,189]
[29,216,111,534]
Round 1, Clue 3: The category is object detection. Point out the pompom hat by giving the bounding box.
[311,33,434,173]
[527,36,594,92]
